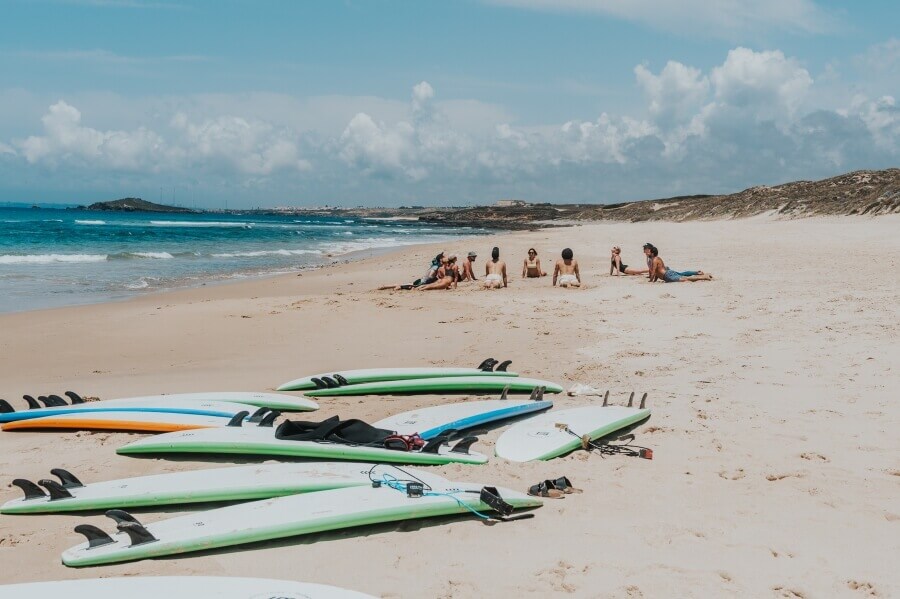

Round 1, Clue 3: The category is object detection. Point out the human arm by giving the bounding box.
[648,258,659,282]
[574,260,581,283]
[552,261,559,286]
[522,259,527,278]
[502,263,508,287]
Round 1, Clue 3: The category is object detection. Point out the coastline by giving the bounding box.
[0,215,897,597]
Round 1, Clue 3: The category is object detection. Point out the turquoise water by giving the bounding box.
[0,208,475,313]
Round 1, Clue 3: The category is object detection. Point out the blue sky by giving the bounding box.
[0,0,897,207]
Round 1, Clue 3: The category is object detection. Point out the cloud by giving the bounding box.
[3,47,898,204]
[483,0,835,38]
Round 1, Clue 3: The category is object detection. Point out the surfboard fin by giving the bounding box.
[495,360,512,372]
[321,376,339,388]
[247,407,270,423]
[0,399,14,413]
[116,521,158,547]
[226,410,249,427]
[334,374,350,386]
[450,436,478,454]
[602,390,609,407]
[38,479,73,501]
[421,431,454,454]
[499,385,509,400]
[477,358,497,371]
[530,386,545,401]
[311,377,327,389]
[627,392,635,407]
[11,478,46,500]
[74,524,115,549]
[479,486,534,522]
[64,391,86,404]
[105,509,142,525]
[37,396,54,407]
[48,394,68,405]
[259,411,281,427]
[51,468,84,489]
[22,395,40,410]
[639,393,648,409]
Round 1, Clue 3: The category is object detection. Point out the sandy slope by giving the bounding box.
[0,216,897,598]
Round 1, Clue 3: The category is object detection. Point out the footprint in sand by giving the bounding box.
[766,472,806,482]
[719,469,746,480]
[772,586,806,598]
[799,452,829,462]
[846,580,879,596]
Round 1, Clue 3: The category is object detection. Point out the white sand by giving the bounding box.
[0,216,897,597]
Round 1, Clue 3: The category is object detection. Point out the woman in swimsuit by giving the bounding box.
[648,248,712,282]
[522,248,546,278]
[609,246,648,276]
[418,254,459,290]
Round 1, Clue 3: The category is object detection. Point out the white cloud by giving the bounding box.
[484,0,835,38]
[3,47,897,204]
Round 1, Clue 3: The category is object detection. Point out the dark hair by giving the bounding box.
[491,247,500,260]
[650,247,659,257]
[643,243,653,249]
[432,252,444,265]
[527,248,537,255]
[561,248,573,260]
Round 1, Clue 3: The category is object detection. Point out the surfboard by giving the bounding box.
[374,399,554,439]
[0,576,375,599]
[277,365,517,391]
[61,478,541,567]
[117,424,490,465]
[1,407,263,433]
[2,462,443,514]
[494,405,652,462]
[0,397,256,424]
[304,376,564,397]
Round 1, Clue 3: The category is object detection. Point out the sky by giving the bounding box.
[0,0,897,207]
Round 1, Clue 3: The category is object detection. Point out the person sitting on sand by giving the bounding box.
[648,247,712,282]
[522,248,547,278]
[460,251,478,282]
[377,251,447,290]
[553,248,581,287]
[610,246,648,276]
[484,247,507,289]
[418,254,459,290]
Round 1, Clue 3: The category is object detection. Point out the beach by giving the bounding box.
[0,216,897,597]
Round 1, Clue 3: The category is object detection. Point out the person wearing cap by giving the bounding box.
[483,247,507,289]
[460,251,478,282]
[610,246,648,276]
[553,248,581,287]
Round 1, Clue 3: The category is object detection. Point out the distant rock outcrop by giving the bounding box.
[82,198,196,213]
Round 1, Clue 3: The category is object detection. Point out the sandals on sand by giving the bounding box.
[527,476,582,498]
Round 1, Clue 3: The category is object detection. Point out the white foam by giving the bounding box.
[74,220,106,225]
[130,252,175,259]
[150,221,250,228]
[0,253,107,264]
[211,249,322,258]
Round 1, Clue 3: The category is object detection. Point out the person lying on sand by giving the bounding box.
[460,251,478,282]
[610,246,648,276]
[377,251,446,290]
[522,248,547,278]
[553,248,581,287]
[484,247,507,289]
[643,243,656,277]
[418,254,459,290]
[648,247,712,282]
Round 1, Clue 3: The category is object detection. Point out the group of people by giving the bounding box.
[381,242,710,291]
[611,243,712,282]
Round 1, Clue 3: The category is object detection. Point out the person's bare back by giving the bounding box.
[553,248,581,287]
[484,247,507,288]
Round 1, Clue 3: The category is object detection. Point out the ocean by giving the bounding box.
[0,207,478,313]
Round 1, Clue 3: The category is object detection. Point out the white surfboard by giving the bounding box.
[495,405,652,462]
[0,576,375,599]
[3,462,441,514]
[118,424,490,465]
[1,406,263,433]
[0,392,316,423]
[374,399,553,439]
[61,477,541,567]
[277,366,517,391]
